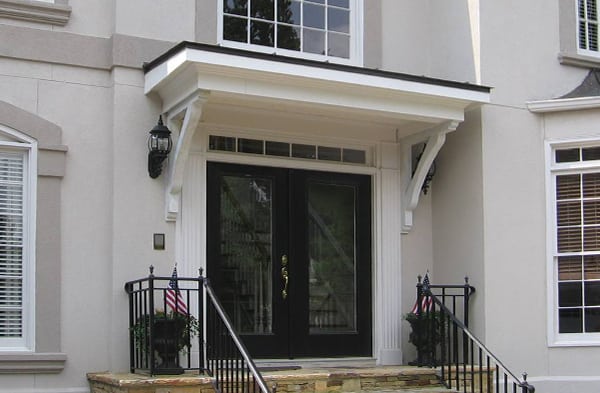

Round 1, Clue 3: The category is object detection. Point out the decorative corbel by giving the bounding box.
[165,92,208,221]
[402,120,460,231]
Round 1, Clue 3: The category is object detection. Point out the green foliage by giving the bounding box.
[131,310,200,353]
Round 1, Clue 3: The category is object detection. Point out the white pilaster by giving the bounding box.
[176,153,205,278]
[376,143,404,365]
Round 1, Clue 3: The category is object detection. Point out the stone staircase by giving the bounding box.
[88,365,454,393]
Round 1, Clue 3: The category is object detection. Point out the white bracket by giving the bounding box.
[164,92,209,221]
[402,120,460,231]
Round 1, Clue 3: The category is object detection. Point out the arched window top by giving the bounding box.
[0,100,63,149]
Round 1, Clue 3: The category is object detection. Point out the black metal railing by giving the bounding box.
[124,266,203,375]
[413,278,535,393]
[204,277,273,393]
[409,276,475,367]
[125,267,273,393]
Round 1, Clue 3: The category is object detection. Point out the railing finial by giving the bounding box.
[199,267,204,277]
[417,274,422,284]
[149,265,154,276]
[465,276,469,284]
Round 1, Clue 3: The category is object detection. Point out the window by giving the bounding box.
[578,0,600,54]
[0,102,66,372]
[551,144,600,341]
[209,134,368,164]
[0,142,34,351]
[220,0,361,63]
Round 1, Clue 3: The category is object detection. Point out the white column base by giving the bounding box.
[377,348,403,365]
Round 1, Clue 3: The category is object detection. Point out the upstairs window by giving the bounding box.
[220,0,361,63]
[578,0,600,54]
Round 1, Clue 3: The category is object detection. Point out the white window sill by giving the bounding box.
[0,0,71,26]
[550,333,600,347]
[0,352,66,374]
[559,51,600,68]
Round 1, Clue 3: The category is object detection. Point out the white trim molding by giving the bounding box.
[0,0,71,26]
[0,352,66,374]
[527,96,600,113]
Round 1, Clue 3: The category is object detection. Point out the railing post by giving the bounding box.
[463,276,470,328]
[148,265,156,376]
[125,281,135,373]
[415,275,424,366]
[521,373,535,393]
[198,268,205,373]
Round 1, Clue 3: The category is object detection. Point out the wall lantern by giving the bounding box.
[148,115,172,178]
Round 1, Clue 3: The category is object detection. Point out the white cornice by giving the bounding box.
[527,96,600,113]
[0,0,71,26]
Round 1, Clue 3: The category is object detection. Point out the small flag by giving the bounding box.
[411,273,433,314]
[166,266,188,314]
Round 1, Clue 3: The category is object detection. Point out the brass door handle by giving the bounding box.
[281,255,288,300]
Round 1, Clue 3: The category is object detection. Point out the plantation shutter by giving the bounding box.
[579,0,600,51]
[556,172,600,253]
[0,153,25,339]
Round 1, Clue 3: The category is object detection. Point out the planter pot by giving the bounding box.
[406,313,443,367]
[152,318,186,374]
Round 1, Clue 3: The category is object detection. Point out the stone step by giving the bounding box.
[260,366,444,392]
[88,366,450,393]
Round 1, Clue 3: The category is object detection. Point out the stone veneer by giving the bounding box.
[88,366,445,393]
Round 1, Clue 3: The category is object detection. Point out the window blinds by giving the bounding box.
[0,153,25,338]
[556,170,600,333]
[579,0,599,51]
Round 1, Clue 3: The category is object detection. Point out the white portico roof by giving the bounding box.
[144,42,489,130]
[143,42,490,227]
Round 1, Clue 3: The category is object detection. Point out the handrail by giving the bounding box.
[418,282,535,393]
[203,276,274,393]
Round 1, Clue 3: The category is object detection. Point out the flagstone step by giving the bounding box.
[260,366,444,392]
[88,366,449,393]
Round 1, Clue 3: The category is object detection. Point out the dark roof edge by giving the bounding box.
[143,41,491,94]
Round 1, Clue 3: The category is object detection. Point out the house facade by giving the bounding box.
[0,1,599,392]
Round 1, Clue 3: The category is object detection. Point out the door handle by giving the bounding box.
[281,255,289,300]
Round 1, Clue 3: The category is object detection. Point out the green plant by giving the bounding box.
[404,311,445,366]
[131,310,200,353]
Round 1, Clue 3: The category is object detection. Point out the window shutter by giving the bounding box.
[0,153,24,339]
[579,0,599,51]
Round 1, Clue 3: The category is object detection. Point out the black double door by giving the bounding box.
[207,162,371,358]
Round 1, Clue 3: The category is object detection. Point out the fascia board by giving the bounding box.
[146,47,489,118]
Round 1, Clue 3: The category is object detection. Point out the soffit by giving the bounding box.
[144,42,490,136]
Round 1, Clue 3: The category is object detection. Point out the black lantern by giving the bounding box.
[148,116,172,178]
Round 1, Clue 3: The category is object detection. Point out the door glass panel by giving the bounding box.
[308,181,356,333]
[219,175,273,334]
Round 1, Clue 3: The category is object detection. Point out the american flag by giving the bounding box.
[166,266,188,314]
[411,273,433,314]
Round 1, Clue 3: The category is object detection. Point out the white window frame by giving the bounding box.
[0,125,37,352]
[577,0,600,57]
[217,0,364,66]
[547,138,600,346]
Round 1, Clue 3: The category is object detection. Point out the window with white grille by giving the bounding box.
[578,0,600,54]
[552,144,600,338]
[0,149,32,350]
[219,0,362,64]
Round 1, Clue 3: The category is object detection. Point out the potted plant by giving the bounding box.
[405,311,444,366]
[131,310,200,374]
